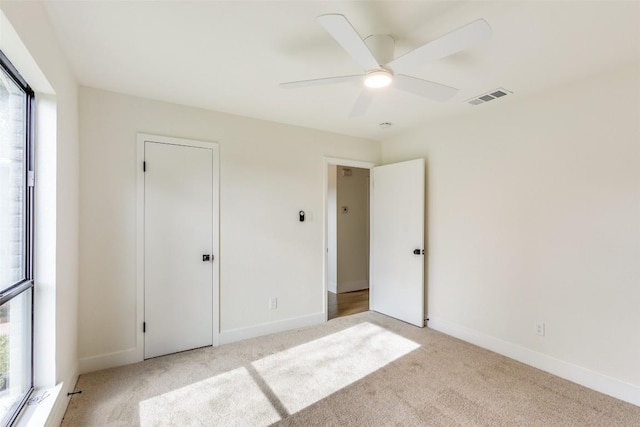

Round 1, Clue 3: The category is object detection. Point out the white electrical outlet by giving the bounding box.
[269,297,277,310]
[535,322,545,336]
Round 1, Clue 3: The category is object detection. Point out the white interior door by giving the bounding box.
[144,140,214,359]
[370,159,425,327]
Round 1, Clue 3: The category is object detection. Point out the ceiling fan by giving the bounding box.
[280,14,492,117]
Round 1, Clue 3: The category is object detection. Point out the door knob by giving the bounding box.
[202,254,212,262]
[413,249,423,255]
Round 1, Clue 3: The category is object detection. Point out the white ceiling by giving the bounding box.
[42,1,640,140]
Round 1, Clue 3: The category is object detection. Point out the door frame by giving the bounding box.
[136,133,220,361]
[322,157,375,322]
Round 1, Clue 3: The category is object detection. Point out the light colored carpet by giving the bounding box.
[62,311,640,426]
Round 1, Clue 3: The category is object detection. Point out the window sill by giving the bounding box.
[15,383,62,427]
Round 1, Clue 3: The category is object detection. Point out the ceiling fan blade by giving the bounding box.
[280,75,362,89]
[394,74,458,102]
[318,14,380,71]
[387,19,492,72]
[349,90,374,118]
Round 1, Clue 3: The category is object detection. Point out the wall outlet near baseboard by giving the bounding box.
[269,297,277,310]
[535,322,545,336]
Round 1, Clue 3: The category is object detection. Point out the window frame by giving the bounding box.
[0,48,35,426]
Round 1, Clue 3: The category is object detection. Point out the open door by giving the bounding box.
[370,159,425,327]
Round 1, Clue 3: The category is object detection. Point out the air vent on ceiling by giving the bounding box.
[466,87,513,106]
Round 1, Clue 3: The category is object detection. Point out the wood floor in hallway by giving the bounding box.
[328,289,369,320]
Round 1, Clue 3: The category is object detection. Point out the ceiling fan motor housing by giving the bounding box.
[364,34,395,67]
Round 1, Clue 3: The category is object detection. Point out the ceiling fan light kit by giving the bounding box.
[281,14,492,117]
[364,70,393,88]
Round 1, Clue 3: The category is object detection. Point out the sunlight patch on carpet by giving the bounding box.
[252,322,420,414]
[138,322,419,425]
[138,367,281,426]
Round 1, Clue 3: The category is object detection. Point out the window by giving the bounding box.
[0,49,34,426]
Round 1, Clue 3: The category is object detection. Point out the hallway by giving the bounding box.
[327,289,369,320]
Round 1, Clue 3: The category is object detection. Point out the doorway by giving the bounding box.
[324,158,374,320]
[324,157,426,327]
[138,134,220,359]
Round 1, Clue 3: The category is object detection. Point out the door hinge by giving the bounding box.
[143,161,146,172]
[27,171,35,187]
[143,322,146,333]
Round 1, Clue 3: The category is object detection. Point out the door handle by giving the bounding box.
[413,249,424,255]
[202,254,212,262]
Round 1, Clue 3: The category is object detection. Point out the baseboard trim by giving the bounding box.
[219,313,325,345]
[428,317,640,406]
[78,314,326,373]
[338,279,369,293]
[328,279,337,294]
[79,347,142,374]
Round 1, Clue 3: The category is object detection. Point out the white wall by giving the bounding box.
[337,167,369,293]
[381,61,640,404]
[78,87,379,367]
[0,2,80,424]
[327,164,337,294]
